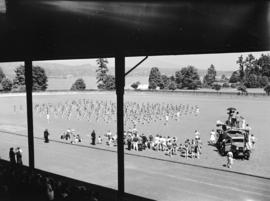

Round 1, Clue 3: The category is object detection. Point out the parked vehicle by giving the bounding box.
[217,129,251,160]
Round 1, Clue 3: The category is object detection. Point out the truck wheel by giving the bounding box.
[233,152,238,158]
[220,147,225,156]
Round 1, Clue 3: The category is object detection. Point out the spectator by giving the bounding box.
[209,129,216,144]
[44,129,50,143]
[45,177,54,201]
[16,147,23,165]
[97,136,102,144]
[227,151,233,168]
[91,130,96,145]
[9,147,16,165]
[127,134,132,151]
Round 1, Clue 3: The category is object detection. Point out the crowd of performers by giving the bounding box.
[33,99,199,127]
[34,99,201,159]
[123,129,203,159]
[57,127,203,159]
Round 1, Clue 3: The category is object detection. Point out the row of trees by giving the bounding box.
[0,58,114,93]
[0,65,48,92]
[143,54,270,95]
[71,58,116,91]
[147,66,201,90]
[1,55,270,94]
[229,54,270,88]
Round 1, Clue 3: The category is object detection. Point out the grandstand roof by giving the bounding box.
[0,0,270,62]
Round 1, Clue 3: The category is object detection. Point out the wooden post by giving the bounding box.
[115,55,125,201]
[25,60,35,169]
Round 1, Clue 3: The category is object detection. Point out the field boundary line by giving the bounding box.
[1,129,270,181]
[0,89,269,98]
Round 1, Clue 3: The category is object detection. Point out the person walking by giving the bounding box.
[91,129,96,145]
[227,151,233,168]
[209,129,216,145]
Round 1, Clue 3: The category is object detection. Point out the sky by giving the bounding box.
[3,51,270,72]
[39,51,270,71]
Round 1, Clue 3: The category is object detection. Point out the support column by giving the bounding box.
[115,55,125,201]
[25,60,35,169]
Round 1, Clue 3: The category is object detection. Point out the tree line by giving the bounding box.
[0,65,48,92]
[1,54,270,95]
[131,54,270,95]
[0,58,115,92]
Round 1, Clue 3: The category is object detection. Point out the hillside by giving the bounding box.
[0,62,233,79]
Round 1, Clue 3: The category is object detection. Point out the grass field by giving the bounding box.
[0,91,270,194]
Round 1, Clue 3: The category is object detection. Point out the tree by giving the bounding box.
[71,78,86,91]
[257,54,270,77]
[1,77,12,91]
[0,67,5,83]
[175,66,201,89]
[148,67,162,90]
[244,54,259,77]
[222,82,230,88]
[203,64,216,87]
[229,71,240,83]
[244,74,260,88]
[13,65,25,89]
[131,81,140,90]
[32,66,48,91]
[13,65,48,91]
[236,55,245,82]
[160,74,170,89]
[259,76,269,87]
[237,84,248,95]
[175,70,184,89]
[221,74,228,82]
[168,81,177,90]
[212,83,221,92]
[103,75,115,90]
[96,58,109,89]
[264,84,270,95]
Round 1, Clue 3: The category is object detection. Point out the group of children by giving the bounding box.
[102,128,203,159]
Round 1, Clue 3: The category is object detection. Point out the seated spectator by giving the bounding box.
[45,177,54,201]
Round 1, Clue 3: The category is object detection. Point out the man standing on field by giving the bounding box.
[91,129,96,145]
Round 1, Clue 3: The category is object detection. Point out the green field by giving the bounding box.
[0,91,270,179]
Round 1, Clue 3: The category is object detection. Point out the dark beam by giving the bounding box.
[25,60,35,169]
[125,56,148,77]
[115,55,125,201]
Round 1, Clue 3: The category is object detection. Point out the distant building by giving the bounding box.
[137,84,149,90]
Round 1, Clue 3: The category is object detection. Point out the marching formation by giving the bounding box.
[33,99,199,127]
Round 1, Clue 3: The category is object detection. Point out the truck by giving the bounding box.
[216,129,251,160]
